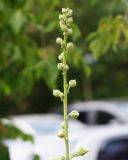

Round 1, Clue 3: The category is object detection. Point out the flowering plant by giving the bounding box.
[53,8,88,160]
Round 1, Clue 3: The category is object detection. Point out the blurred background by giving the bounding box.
[1,0,128,160]
[0,0,128,116]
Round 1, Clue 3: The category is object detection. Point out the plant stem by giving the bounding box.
[63,35,70,160]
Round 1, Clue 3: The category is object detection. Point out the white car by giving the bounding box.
[73,124,128,160]
[8,114,86,160]
[69,101,128,125]
[6,113,128,160]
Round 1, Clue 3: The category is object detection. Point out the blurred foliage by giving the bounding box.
[0,119,33,141]
[87,15,128,59]
[32,154,41,160]
[0,118,33,159]
[0,0,128,115]
[0,143,9,160]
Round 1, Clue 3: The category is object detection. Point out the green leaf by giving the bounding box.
[0,81,12,96]
[87,0,98,7]
[84,65,92,78]
[44,20,58,33]
[0,143,9,160]
[86,32,98,41]
[41,58,58,88]
[32,154,41,160]
[72,24,81,41]
[89,38,110,59]
[9,10,26,34]
[0,119,33,142]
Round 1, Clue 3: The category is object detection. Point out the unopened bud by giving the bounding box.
[69,80,77,87]
[60,25,68,32]
[59,14,65,20]
[56,38,64,45]
[67,9,73,16]
[71,147,89,159]
[58,52,64,61]
[62,8,68,14]
[79,147,89,156]
[61,121,65,129]
[57,63,69,71]
[57,130,65,138]
[67,29,73,35]
[53,90,64,99]
[67,17,73,24]
[67,42,74,50]
[70,110,79,119]
[59,20,64,26]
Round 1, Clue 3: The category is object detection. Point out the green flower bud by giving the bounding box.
[60,25,68,32]
[62,8,68,14]
[67,17,73,24]
[53,90,64,99]
[67,29,73,35]
[70,110,79,119]
[67,42,74,50]
[67,8,73,16]
[59,14,65,20]
[79,147,89,156]
[61,121,65,129]
[56,38,64,45]
[71,147,89,159]
[59,20,64,26]
[69,80,77,88]
[58,52,64,61]
[57,63,63,70]
[57,63,69,71]
[67,11,73,17]
[64,64,69,70]
[57,129,65,138]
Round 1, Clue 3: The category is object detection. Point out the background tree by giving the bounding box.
[0,0,128,116]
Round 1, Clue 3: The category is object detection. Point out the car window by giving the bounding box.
[96,111,116,125]
[98,138,128,160]
[77,111,88,124]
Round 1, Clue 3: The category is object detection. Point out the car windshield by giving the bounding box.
[115,103,128,112]
[30,121,60,135]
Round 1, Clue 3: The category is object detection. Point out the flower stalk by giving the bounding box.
[63,33,69,160]
[53,8,88,160]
